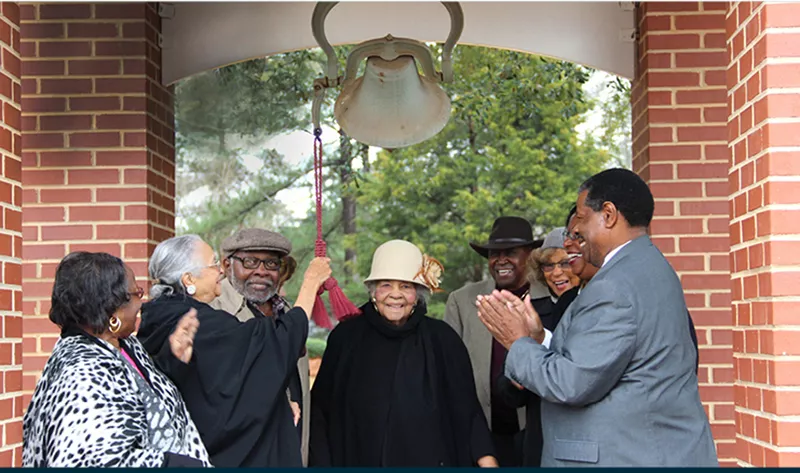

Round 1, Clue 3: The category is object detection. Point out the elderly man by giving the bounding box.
[443,216,550,467]
[211,228,311,466]
[478,169,717,466]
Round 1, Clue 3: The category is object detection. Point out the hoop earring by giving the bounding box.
[109,316,121,334]
[186,285,196,296]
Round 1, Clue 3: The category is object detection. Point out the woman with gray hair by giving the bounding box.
[137,234,332,468]
[309,239,497,467]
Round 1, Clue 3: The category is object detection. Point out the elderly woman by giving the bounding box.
[23,252,210,467]
[136,234,331,468]
[309,239,497,467]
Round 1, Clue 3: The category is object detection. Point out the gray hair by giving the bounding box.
[365,280,430,307]
[149,234,207,299]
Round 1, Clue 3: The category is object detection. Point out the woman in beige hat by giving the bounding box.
[309,240,497,467]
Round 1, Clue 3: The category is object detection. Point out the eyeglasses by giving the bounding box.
[231,255,282,271]
[541,261,571,273]
[129,287,145,299]
[562,228,580,241]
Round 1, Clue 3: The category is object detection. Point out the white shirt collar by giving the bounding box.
[602,240,632,267]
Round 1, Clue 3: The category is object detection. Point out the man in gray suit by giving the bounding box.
[477,169,718,466]
[443,216,550,466]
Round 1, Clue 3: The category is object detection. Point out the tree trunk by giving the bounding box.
[339,130,357,281]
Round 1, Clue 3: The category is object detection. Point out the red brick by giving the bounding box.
[97,223,148,240]
[674,13,725,31]
[95,150,145,166]
[764,3,800,28]
[39,4,91,19]
[38,41,92,58]
[122,58,146,75]
[68,59,121,75]
[95,3,147,19]
[677,125,727,142]
[40,78,92,94]
[665,254,705,271]
[22,243,65,260]
[21,169,64,186]
[39,114,92,131]
[21,59,65,76]
[39,188,91,204]
[69,242,122,255]
[124,242,153,259]
[647,34,701,50]
[680,236,730,253]
[764,122,800,147]
[70,205,121,222]
[96,187,147,202]
[675,89,727,105]
[68,132,120,148]
[95,78,146,94]
[123,132,146,147]
[41,225,93,241]
[650,181,704,198]
[22,207,65,223]
[69,96,121,111]
[22,97,66,116]
[67,22,119,38]
[96,114,146,130]
[94,41,147,57]
[39,150,92,167]
[699,384,734,403]
[649,71,701,88]
[649,145,702,162]
[68,169,119,185]
[22,133,64,149]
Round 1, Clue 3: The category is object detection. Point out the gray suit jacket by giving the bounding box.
[444,278,550,431]
[211,279,311,466]
[505,236,718,467]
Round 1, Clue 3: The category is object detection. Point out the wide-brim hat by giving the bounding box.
[364,239,444,291]
[469,216,536,258]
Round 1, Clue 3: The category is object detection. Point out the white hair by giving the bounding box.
[149,234,207,299]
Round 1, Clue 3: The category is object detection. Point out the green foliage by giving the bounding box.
[352,47,611,295]
[174,45,623,330]
[306,337,327,358]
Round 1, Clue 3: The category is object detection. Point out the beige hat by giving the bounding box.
[364,240,444,291]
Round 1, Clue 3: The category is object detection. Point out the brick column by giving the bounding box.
[727,1,800,467]
[632,2,735,465]
[0,2,24,467]
[20,3,174,399]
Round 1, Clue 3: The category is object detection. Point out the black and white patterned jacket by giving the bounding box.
[23,332,211,467]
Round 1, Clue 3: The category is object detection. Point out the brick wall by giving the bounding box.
[632,1,735,466]
[0,2,24,466]
[727,1,800,467]
[19,3,174,400]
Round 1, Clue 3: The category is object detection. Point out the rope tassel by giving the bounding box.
[311,129,361,329]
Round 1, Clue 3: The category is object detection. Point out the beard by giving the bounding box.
[229,276,277,305]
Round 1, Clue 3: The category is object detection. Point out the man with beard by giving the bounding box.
[211,228,310,465]
[444,216,550,466]
[477,169,717,466]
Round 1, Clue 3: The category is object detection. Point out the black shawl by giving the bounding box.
[309,302,494,467]
[137,294,308,467]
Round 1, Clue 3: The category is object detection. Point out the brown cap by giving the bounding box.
[220,228,292,259]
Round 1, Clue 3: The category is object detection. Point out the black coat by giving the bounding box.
[137,294,308,468]
[309,302,494,467]
[494,294,566,467]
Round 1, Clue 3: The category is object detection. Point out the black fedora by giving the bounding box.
[469,216,537,258]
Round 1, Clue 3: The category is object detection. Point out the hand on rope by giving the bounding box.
[310,127,361,329]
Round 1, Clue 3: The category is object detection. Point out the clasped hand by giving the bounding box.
[476,290,545,350]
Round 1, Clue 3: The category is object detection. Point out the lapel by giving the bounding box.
[553,235,651,350]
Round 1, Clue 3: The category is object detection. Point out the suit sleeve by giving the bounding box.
[443,292,463,337]
[504,279,637,407]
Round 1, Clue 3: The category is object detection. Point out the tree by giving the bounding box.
[351,46,612,314]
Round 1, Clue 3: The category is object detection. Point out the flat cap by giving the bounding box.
[221,228,292,259]
[542,227,565,249]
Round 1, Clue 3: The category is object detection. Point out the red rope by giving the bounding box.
[314,130,326,257]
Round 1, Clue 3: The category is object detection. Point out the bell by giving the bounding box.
[333,55,452,149]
